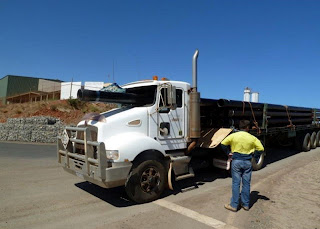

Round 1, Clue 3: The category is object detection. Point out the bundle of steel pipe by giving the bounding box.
[228,110,313,118]
[228,118,313,127]
[218,99,313,112]
[200,98,318,129]
[78,89,143,105]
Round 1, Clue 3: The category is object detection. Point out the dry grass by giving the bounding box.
[0,100,116,125]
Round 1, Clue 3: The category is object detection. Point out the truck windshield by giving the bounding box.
[125,85,157,107]
[100,84,157,107]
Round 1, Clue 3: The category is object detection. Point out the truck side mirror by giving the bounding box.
[167,86,177,110]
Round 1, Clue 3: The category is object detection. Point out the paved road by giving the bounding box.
[0,142,319,229]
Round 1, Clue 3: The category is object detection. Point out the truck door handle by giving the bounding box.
[160,122,170,136]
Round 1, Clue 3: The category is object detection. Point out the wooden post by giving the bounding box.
[70,78,73,99]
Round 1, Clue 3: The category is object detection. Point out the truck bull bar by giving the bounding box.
[58,126,116,187]
[57,126,132,188]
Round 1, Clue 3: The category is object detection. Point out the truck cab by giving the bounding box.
[58,78,195,203]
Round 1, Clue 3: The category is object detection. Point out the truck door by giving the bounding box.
[156,86,186,150]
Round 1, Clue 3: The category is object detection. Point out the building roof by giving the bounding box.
[0,75,63,82]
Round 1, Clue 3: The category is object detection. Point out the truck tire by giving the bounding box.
[251,153,265,171]
[316,131,320,147]
[310,132,317,149]
[125,160,167,203]
[302,133,311,152]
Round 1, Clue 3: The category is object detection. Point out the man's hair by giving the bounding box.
[239,120,250,130]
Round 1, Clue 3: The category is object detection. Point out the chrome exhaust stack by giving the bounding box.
[189,49,201,139]
[192,49,199,90]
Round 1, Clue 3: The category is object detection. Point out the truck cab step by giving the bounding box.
[170,155,195,181]
[175,167,195,181]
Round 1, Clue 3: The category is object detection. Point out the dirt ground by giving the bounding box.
[0,100,115,125]
[0,142,319,229]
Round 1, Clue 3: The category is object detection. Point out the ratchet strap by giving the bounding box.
[284,105,295,129]
[248,102,261,134]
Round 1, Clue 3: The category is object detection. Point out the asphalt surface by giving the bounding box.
[0,142,319,229]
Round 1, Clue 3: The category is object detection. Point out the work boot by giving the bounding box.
[241,205,249,211]
[224,204,237,212]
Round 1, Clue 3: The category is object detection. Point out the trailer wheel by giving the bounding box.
[316,131,320,147]
[251,153,265,171]
[310,132,317,149]
[125,160,167,203]
[302,133,311,152]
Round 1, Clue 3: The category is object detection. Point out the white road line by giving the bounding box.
[154,199,238,229]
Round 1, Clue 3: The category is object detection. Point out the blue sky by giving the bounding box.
[0,0,319,107]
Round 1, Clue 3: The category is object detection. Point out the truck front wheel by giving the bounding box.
[125,160,167,203]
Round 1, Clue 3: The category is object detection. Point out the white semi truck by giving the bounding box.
[57,50,320,203]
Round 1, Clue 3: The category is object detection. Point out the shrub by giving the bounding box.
[67,99,85,110]
[50,104,58,111]
[89,105,99,113]
[16,109,22,114]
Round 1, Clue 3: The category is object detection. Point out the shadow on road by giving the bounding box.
[75,182,136,207]
[250,191,270,208]
[75,167,228,208]
[163,167,229,197]
[75,147,306,207]
[263,146,302,168]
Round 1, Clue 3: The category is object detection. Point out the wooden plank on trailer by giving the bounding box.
[209,128,233,148]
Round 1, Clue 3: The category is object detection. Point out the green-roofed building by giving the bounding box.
[0,75,62,104]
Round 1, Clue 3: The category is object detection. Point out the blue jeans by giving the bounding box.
[230,160,252,208]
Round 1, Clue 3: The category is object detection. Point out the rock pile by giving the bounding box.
[0,117,64,143]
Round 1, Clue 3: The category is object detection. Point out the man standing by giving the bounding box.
[221,120,264,212]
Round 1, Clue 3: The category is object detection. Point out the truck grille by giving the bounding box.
[75,125,98,159]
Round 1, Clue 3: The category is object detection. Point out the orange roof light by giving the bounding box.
[153,76,158,80]
[161,77,169,81]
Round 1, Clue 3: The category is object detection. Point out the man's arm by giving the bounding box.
[253,138,264,162]
[254,138,264,151]
[221,144,231,156]
[221,135,233,156]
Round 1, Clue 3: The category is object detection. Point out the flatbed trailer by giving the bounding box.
[198,97,320,170]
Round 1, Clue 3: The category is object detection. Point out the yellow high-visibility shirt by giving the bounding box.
[221,131,264,155]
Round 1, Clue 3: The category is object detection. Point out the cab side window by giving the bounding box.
[159,88,168,107]
[159,88,183,113]
[159,88,170,113]
[176,89,183,108]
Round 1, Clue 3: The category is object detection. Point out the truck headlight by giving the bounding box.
[106,150,119,160]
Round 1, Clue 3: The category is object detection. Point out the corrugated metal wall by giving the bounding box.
[0,76,9,104]
[7,76,39,97]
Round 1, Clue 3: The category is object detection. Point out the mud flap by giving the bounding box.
[168,162,173,190]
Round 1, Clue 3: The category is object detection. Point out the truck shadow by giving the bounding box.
[263,146,302,168]
[74,147,305,207]
[162,167,229,197]
[74,167,228,208]
[74,182,135,207]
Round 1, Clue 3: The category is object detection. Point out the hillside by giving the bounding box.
[0,99,116,125]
